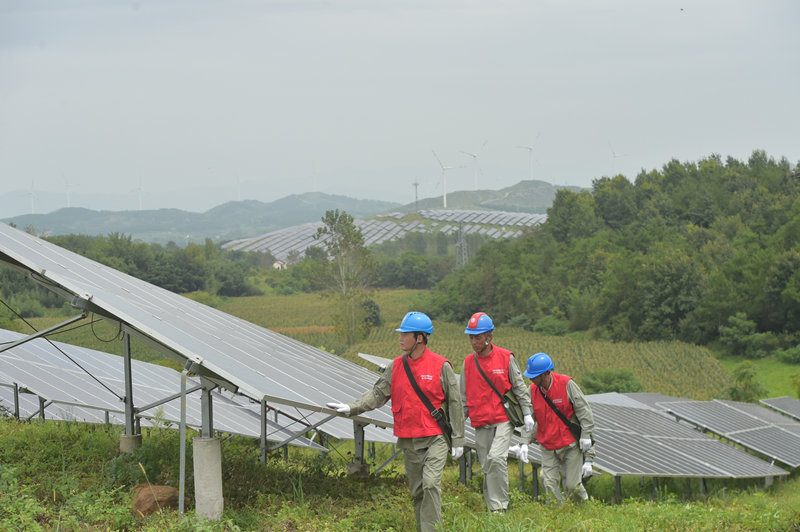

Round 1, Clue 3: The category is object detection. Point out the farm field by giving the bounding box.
[10,288,800,399]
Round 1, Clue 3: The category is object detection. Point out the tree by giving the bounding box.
[313,209,376,345]
[580,369,642,394]
[722,361,767,403]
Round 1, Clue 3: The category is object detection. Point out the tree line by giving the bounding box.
[423,150,800,362]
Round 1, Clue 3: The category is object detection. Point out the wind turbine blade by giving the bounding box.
[432,149,445,169]
[460,150,476,158]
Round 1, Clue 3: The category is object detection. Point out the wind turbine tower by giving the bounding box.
[28,180,35,215]
[432,150,463,209]
[412,181,420,212]
[517,134,540,181]
[460,140,487,191]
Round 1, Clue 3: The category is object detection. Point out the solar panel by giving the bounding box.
[0,223,394,434]
[662,399,800,469]
[588,402,787,478]
[0,328,325,450]
[761,396,800,422]
[624,392,690,410]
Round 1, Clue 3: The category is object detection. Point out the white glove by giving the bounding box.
[523,414,535,432]
[516,443,529,463]
[579,438,592,451]
[326,402,350,415]
[582,461,593,478]
[451,446,464,460]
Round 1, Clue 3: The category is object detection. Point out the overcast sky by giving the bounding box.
[1,0,798,217]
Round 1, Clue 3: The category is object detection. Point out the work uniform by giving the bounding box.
[350,347,465,532]
[460,346,531,511]
[526,372,595,503]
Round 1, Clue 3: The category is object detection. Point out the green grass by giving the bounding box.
[717,355,800,399]
[1,418,798,531]
[3,289,800,529]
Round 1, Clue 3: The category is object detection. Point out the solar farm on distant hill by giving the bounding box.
[223,209,547,260]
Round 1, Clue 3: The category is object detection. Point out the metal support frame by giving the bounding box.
[615,476,622,503]
[353,420,368,464]
[13,383,20,420]
[135,384,204,414]
[122,332,136,436]
[260,400,268,464]
[199,377,216,438]
[179,364,188,515]
[0,312,87,355]
[371,445,403,475]
[268,413,335,452]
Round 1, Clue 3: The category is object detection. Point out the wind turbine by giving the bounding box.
[62,171,72,208]
[412,181,420,212]
[517,134,540,181]
[432,150,463,209]
[609,142,629,175]
[460,140,487,191]
[130,177,143,210]
[28,180,36,214]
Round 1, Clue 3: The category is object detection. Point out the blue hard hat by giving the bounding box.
[523,352,554,378]
[464,312,494,335]
[395,311,434,334]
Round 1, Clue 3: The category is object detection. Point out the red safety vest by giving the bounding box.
[531,372,576,451]
[464,346,513,427]
[390,347,449,438]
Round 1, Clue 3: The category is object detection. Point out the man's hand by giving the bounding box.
[581,461,594,478]
[451,446,464,460]
[579,437,592,451]
[326,402,350,415]
[523,414,535,432]
[509,443,529,463]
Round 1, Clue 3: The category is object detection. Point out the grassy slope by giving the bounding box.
[2,289,800,529]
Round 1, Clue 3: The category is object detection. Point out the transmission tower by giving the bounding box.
[456,223,468,268]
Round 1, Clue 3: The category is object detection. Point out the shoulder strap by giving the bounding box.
[473,353,505,401]
[541,388,581,440]
[402,354,437,414]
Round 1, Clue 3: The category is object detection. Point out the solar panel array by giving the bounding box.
[0,328,394,445]
[661,399,800,469]
[761,396,800,422]
[588,402,786,478]
[0,328,325,450]
[511,396,787,479]
[222,209,546,261]
[0,222,394,432]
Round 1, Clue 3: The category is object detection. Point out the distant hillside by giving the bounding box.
[2,181,572,245]
[2,193,399,245]
[390,180,580,214]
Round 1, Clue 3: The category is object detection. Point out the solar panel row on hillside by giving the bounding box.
[223,209,543,261]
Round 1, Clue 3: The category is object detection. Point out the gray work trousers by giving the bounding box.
[474,420,514,511]
[540,441,588,504]
[404,435,449,532]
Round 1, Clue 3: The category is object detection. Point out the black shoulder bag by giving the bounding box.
[472,354,525,428]
[540,391,584,443]
[401,354,452,447]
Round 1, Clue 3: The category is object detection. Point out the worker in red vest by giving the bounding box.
[515,352,595,504]
[326,311,465,532]
[460,312,534,513]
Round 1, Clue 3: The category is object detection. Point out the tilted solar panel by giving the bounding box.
[0,223,393,432]
[0,328,324,449]
[662,399,800,469]
[761,396,800,422]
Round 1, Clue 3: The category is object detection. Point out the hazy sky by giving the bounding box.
[1,0,798,217]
